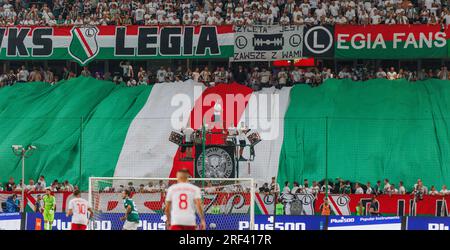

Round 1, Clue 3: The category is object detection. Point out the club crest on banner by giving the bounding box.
[195,146,235,179]
[68,26,99,65]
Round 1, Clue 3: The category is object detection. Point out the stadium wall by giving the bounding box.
[1,192,448,217]
[1,212,448,230]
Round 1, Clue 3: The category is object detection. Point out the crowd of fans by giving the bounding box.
[3,174,448,196]
[0,176,78,192]
[1,0,450,27]
[261,177,450,196]
[2,63,450,89]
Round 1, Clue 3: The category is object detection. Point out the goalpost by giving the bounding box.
[88,177,255,230]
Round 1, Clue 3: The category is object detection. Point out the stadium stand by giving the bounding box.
[1,1,450,230]
[1,0,450,26]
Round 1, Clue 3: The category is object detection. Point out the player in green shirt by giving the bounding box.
[275,201,284,215]
[42,187,56,230]
[120,190,139,230]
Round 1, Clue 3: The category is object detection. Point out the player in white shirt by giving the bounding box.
[66,190,93,230]
[165,169,206,230]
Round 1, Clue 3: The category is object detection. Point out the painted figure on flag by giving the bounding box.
[68,26,99,65]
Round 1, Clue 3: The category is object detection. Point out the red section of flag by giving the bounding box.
[169,83,253,178]
[273,58,315,67]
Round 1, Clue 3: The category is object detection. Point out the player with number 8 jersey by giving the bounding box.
[165,169,206,230]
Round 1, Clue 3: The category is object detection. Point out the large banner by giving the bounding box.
[194,145,236,179]
[233,25,304,61]
[0,25,234,65]
[5,25,450,63]
[255,193,450,216]
[232,25,334,61]
[328,216,402,230]
[407,216,450,230]
[25,213,325,230]
[335,24,448,59]
[0,213,21,230]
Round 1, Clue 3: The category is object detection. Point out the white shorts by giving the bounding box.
[123,220,139,230]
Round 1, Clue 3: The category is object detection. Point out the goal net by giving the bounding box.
[88,177,255,230]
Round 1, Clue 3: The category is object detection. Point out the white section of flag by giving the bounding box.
[114,80,204,178]
[238,87,291,185]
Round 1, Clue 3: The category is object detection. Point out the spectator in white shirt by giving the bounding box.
[269,2,280,19]
[300,0,310,16]
[383,179,391,194]
[279,12,290,25]
[355,182,364,194]
[62,180,74,192]
[277,68,288,88]
[156,66,167,83]
[143,182,155,192]
[270,177,281,195]
[37,176,46,190]
[440,185,449,195]
[371,10,382,24]
[304,13,317,25]
[375,67,387,78]
[320,183,333,194]
[282,181,291,194]
[292,6,303,24]
[387,67,398,80]
[14,180,24,192]
[155,180,167,191]
[25,179,36,191]
[330,2,340,17]
[338,67,352,79]
[398,181,406,195]
[291,182,301,194]
[311,181,320,195]
[385,13,396,24]
[429,185,439,195]
[335,14,348,24]
[389,184,399,195]
[366,181,373,194]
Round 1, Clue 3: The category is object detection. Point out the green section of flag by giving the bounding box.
[0,77,152,190]
[278,78,450,190]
